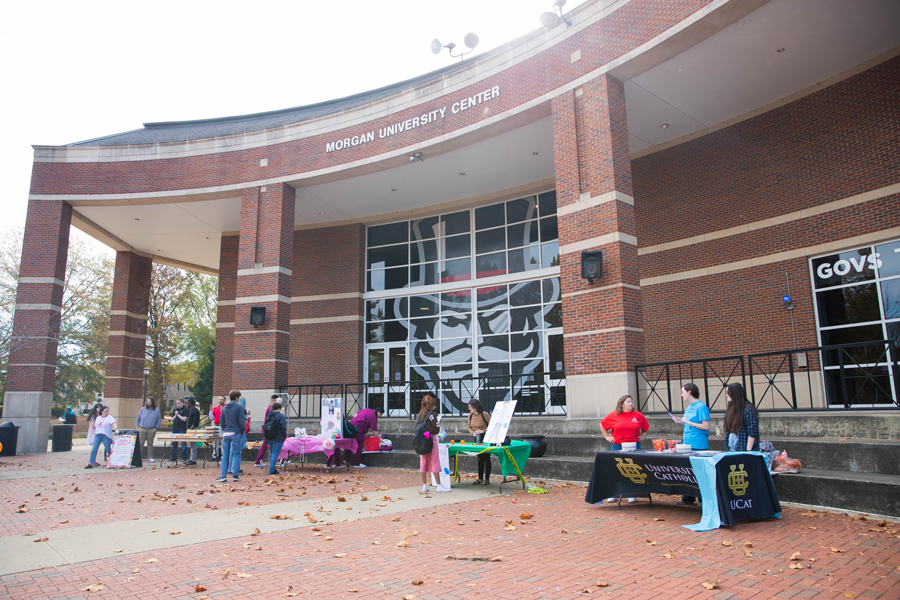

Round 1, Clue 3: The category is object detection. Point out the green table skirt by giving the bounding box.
[446,440,532,477]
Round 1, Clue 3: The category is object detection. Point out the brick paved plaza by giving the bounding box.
[1,445,898,600]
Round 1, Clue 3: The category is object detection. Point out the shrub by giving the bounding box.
[50,406,65,418]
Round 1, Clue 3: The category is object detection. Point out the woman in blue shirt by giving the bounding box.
[672,382,709,505]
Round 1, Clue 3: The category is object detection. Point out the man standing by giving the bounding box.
[185,398,201,465]
[265,402,288,475]
[166,398,189,462]
[216,390,247,483]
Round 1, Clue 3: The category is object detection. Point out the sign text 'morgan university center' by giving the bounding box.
[325,86,501,153]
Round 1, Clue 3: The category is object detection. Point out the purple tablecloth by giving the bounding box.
[278,436,357,460]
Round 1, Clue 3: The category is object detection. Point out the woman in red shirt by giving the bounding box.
[600,395,650,504]
[600,395,649,450]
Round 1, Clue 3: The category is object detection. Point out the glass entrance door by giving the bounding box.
[367,344,409,416]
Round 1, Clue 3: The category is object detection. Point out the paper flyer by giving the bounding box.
[107,434,136,469]
[321,397,343,439]
[483,400,517,445]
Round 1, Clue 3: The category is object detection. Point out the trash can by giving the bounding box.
[0,422,20,456]
[51,424,74,452]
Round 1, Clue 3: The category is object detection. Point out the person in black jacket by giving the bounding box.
[166,398,189,462]
[185,398,201,465]
[266,402,288,475]
[217,390,248,483]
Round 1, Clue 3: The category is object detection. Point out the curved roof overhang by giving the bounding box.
[27,0,900,275]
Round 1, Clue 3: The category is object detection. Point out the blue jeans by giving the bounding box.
[89,434,112,464]
[268,440,284,474]
[610,442,642,451]
[221,434,244,478]
[170,441,188,460]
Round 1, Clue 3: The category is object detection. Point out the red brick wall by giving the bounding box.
[553,74,643,376]
[213,235,238,395]
[28,0,711,196]
[633,56,900,363]
[232,184,295,390]
[104,252,152,399]
[6,201,72,393]
[290,224,365,384]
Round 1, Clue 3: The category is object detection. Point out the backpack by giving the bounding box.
[412,411,434,455]
[263,412,280,440]
[343,419,358,439]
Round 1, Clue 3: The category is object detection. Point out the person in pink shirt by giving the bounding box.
[254,395,279,468]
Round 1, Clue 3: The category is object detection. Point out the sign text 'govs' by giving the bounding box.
[815,253,882,280]
[325,86,501,153]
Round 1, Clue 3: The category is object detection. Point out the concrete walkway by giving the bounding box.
[0,485,501,576]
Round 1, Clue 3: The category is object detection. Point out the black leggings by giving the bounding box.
[478,453,492,481]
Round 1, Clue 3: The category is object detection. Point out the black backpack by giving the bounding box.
[263,412,280,440]
[412,411,434,455]
[343,419,358,438]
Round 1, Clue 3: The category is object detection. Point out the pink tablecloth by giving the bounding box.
[278,436,357,460]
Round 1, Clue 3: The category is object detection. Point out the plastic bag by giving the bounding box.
[772,450,801,473]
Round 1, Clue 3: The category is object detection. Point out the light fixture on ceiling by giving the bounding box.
[134,218,140,220]
[540,0,572,29]
[777,48,785,53]
[459,172,466,176]
[410,152,424,162]
[319,212,325,215]
[532,152,539,156]
[431,33,479,61]
[660,123,669,129]
[391,188,397,192]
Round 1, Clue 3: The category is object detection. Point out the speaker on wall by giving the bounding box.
[249,306,266,327]
[581,251,603,283]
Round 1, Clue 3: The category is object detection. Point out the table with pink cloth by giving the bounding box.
[278,436,358,469]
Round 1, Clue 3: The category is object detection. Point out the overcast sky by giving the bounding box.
[0,0,587,233]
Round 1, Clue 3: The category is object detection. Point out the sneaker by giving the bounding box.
[185,461,197,466]
[269,470,279,475]
[215,476,227,482]
[606,497,618,503]
[357,464,366,468]
[627,498,636,503]
[91,462,101,467]
[85,464,93,469]
[232,477,239,482]
[676,499,695,505]
[149,458,155,463]
[254,463,262,468]
[422,484,429,493]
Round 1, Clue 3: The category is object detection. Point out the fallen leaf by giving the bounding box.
[360,496,368,501]
[33,537,49,543]
[114,549,123,553]
[411,580,423,585]
[401,595,415,600]
[701,581,718,590]
[151,529,158,533]
[744,549,753,557]
[744,542,753,547]
[337,497,346,502]
[663,551,676,559]
[653,518,665,521]
[59,519,69,524]
[347,590,358,594]
[221,568,231,576]
[311,527,321,532]
[169,531,181,535]
[14,506,27,513]
[82,583,105,592]
[520,512,533,520]
[646,539,658,546]
[721,540,733,547]
[595,581,610,587]
[561,529,568,534]
[334,553,347,558]
[307,516,318,523]
[285,593,301,597]
[397,540,409,548]
[392,516,401,522]
[236,572,252,579]
[251,528,261,536]
[831,547,845,554]
[574,530,583,534]
[146,558,158,563]
[270,515,290,520]
[324,536,333,541]
[790,552,801,561]
[372,540,381,545]
[789,564,804,570]
[131,568,140,574]
[195,584,207,592]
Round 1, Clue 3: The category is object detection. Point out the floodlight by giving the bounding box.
[431,39,443,54]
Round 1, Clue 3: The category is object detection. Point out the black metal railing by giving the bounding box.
[280,371,566,420]
[635,340,899,413]
[634,356,745,414]
[748,340,899,410]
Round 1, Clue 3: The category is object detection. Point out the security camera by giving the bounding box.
[410,155,416,162]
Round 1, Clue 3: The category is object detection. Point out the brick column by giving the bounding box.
[2,200,72,453]
[213,234,238,396]
[551,74,643,418]
[102,251,152,429]
[232,183,294,418]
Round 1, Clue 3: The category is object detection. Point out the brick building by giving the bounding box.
[5,0,899,452]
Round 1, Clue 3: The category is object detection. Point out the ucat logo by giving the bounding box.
[816,253,882,279]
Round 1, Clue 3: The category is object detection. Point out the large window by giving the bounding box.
[811,238,900,405]
[365,191,563,414]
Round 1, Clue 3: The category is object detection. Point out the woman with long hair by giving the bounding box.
[467,399,492,484]
[723,383,760,452]
[86,403,103,447]
[85,406,117,468]
[417,394,441,493]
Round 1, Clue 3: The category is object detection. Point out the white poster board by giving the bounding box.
[483,400,517,445]
[436,443,452,492]
[321,397,343,439]
[107,434,136,469]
